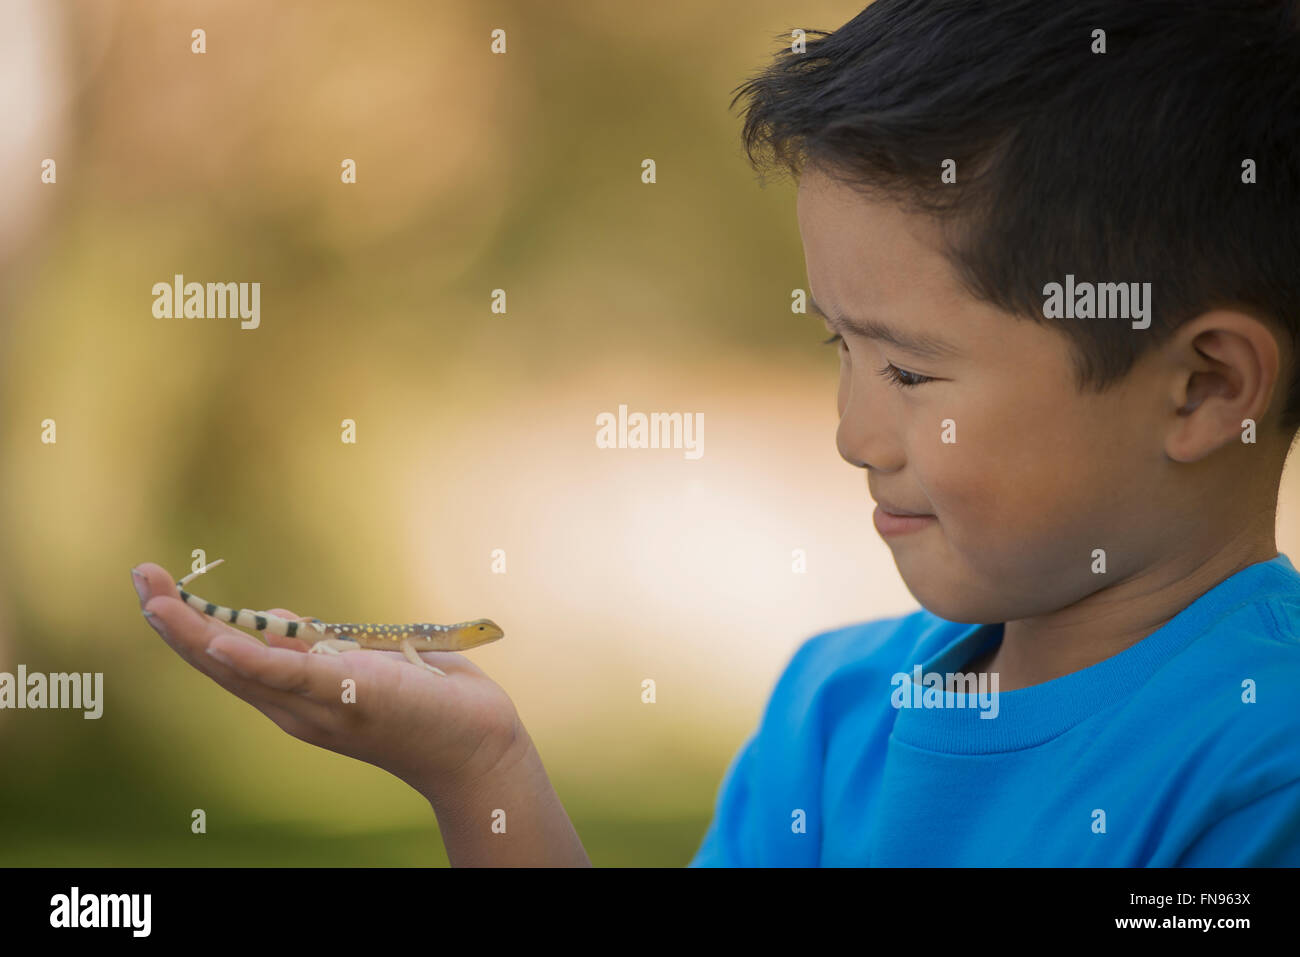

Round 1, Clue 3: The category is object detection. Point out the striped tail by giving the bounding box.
[175,558,325,639]
[178,588,303,637]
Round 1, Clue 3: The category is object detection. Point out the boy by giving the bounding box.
[132,0,1300,866]
[690,0,1300,865]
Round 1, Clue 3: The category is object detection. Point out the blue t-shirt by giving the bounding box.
[690,553,1300,866]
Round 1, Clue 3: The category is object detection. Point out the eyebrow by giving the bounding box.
[809,296,962,361]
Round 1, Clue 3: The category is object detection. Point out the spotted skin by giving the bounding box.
[172,559,503,677]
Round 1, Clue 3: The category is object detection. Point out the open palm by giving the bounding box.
[131,562,522,800]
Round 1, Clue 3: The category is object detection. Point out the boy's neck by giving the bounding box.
[969,532,1279,692]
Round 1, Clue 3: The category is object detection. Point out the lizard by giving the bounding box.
[171,559,503,676]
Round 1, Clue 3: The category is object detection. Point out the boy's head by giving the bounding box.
[735,1,1300,623]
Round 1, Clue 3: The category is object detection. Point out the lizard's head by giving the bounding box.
[451,618,505,648]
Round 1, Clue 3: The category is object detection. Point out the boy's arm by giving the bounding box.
[689,732,759,866]
[133,562,590,867]
[689,628,853,867]
[419,720,592,867]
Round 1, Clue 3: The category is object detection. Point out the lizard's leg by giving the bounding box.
[308,638,363,655]
[400,638,447,677]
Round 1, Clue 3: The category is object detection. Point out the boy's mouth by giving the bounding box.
[877,503,932,517]
[871,493,936,538]
[873,505,937,537]
[872,493,933,518]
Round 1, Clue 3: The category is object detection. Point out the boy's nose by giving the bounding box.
[837,410,900,473]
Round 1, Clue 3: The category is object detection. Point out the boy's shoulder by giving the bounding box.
[792,607,954,666]
[1156,555,1300,748]
[1174,553,1300,693]
[1247,552,1300,636]
[766,606,967,710]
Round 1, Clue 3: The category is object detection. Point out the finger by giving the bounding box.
[142,594,339,722]
[418,650,479,676]
[131,561,260,646]
[131,562,178,608]
[260,607,312,651]
[205,630,352,699]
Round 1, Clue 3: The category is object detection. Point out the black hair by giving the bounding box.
[733,0,1300,435]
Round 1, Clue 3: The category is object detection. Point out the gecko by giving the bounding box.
[172,559,503,676]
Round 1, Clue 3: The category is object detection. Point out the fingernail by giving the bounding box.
[131,567,149,603]
[142,608,168,638]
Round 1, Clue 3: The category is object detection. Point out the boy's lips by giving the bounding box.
[873,504,936,537]
[870,492,936,538]
[872,495,933,517]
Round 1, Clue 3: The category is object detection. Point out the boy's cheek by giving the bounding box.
[918,446,1005,527]
[924,461,1056,560]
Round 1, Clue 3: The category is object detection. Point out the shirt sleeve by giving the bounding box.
[686,626,853,867]
[1175,777,1300,866]
[687,730,760,867]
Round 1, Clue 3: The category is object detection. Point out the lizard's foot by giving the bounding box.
[308,638,362,655]
[400,638,447,677]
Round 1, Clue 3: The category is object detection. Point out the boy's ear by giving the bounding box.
[1163,309,1283,463]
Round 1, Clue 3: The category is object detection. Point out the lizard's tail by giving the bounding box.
[176,558,225,589]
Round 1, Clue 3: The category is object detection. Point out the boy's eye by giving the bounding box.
[875,362,932,388]
[822,333,932,388]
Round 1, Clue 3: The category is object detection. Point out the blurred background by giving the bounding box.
[1,0,1297,866]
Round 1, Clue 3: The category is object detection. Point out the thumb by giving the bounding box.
[259,607,312,651]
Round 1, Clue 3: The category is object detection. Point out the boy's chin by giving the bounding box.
[893,559,1005,625]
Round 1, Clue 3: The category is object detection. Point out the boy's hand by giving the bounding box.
[130,562,523,801]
